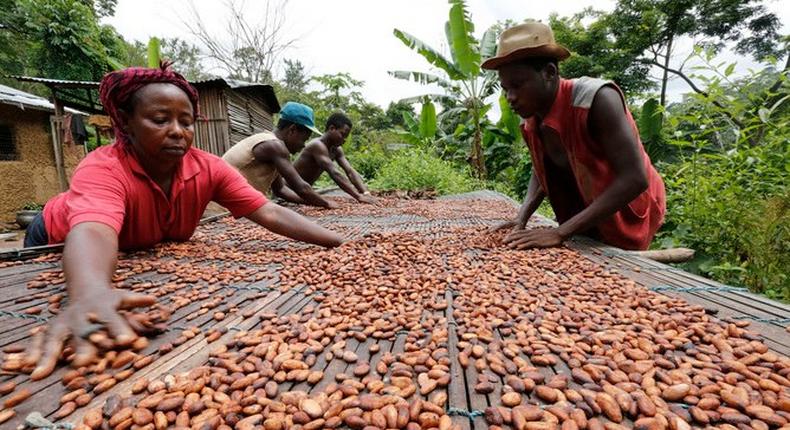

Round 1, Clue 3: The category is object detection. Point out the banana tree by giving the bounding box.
[396,98,441,147]
[390,0,499,178]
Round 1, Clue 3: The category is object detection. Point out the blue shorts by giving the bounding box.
[24,212,49,248]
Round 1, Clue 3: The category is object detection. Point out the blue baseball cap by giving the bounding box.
[279,102,321,135]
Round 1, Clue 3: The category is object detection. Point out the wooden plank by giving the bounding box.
[3,191,788,429]
[445,290,473,430]
[584,255,790,356]
[65,287,292,426]
[572,242,790,355]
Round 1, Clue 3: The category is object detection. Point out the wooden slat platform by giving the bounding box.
[448,191,790,356]
[0,191,787,429]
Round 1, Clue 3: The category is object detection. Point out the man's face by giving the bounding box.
[327,124,351,147]
[283,125,311,154]
[498,62,555,119]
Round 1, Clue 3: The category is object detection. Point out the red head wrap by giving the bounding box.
[99,61,200,144]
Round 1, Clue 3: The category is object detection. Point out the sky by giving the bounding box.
[104,0,789,109]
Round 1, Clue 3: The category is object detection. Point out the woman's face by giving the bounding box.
[120,83,195,167]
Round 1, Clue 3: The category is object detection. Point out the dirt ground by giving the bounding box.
[0,224,24,250]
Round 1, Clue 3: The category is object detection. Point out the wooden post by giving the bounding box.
[629,247,696,264]
[51,97,69,192]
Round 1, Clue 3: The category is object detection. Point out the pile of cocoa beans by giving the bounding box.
[0,197,787,430]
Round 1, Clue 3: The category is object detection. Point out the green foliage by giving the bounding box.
[480,93,528,187]
[19,0,125,80]
[0,0,128,95]
[608,0,783,104]
[282,59,309,93]
[511,151,533,200]
[657,53,789,300]
[396,101,439,148]
[384,101,416,129]
[160,38,210,80]
[391,0,500,178]
[418,100,438,141]
[84,0,118,18]
[637,98,671,161]
[392,29,464,80]
[446,0,480,77]
[147,37,161,69]
[21,202,44,211]
[370,148,478,195]
[345,139,391,181]
[549,10,653,96]
[120,37,209,80]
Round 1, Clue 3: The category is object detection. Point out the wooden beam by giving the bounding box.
[50,98,68,192]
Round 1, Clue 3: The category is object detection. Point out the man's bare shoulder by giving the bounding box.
[304,138,330,154]
[253,138,289,160]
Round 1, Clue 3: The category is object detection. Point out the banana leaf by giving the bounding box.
[479,27,498,61]
[419,100,437,139]
[446,0,479,76]
[498,92,522,138]
[147,37,161,68]
[393,29,465,80]
[388,70,456,91]
[639,98,663,142]
[398,93,456,107]
[402,111,419,134]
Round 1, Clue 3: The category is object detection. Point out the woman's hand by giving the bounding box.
[25,288,155,380]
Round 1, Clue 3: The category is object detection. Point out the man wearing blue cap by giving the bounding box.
[223,102,337,208]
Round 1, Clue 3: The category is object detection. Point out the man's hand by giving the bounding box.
[358,194,378,205]
[489,219,518,233]
[325,200,339,209]
[25,288,156,380]
[503,227,565,250]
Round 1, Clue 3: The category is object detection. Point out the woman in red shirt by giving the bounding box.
[25,64,343,379]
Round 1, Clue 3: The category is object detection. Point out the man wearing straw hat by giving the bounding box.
[486,22,666,251]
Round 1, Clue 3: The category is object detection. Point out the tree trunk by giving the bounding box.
[659,35,674,107]
[471,118,487,179]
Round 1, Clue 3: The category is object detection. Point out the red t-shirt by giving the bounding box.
[43,142,267,250]
[521,77,666,250]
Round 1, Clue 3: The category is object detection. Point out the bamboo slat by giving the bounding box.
[193,87,230,156]
[226,89,273,146]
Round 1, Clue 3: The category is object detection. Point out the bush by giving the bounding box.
[655,56,789,300]
[370,148,479,195]
[657,139,789,300]
[346,143,389,181]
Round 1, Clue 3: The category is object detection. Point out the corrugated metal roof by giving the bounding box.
[8,75,100,88]
[0,84,84,114]
[192,77,280,113]
[6,75,279,113]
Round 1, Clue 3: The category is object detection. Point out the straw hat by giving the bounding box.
[481,22,570,70]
